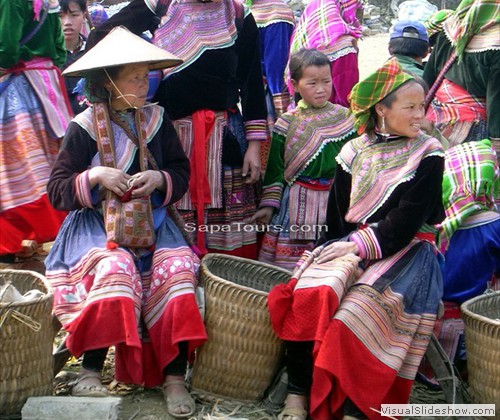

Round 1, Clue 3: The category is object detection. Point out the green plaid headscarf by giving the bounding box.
[424,9,453,38]
[444,0,500,60]
[348,58,414,134]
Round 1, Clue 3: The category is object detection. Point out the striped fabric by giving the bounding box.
[333,284,437,379]
[244,119,267,142]
[173,112,226,211]
[443,0,500,60]
[350,226,382,260]
[19,58,72,138]
[249,0,294,28]
[1,56,70,254]
[465,23,500,52]
[178,167,258,256]
[288,179,331,240]
[282,100,355,185]
[441,139,499,241]
[0,59,71,211]
[152,0,241,77]
[336,133,444,223]
[293,248,361,298]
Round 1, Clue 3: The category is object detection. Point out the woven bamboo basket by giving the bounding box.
[461,291,500,418]
[190,253,291,402]
[0,269,54,415]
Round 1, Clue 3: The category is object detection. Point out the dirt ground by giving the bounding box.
[2,33,451,420]
[358,33,391,79]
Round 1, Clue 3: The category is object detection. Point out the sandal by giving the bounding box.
[277,406,308,420]
[72,369,108,397]
[162,378,195,419]
[16,240,38,258]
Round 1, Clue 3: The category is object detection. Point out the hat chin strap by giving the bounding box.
[104,68,157,110]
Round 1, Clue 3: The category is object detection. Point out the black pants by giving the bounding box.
[82,341,188,377]
[285,340,366,418]
[285,340,313,395]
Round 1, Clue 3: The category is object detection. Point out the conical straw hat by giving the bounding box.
[63,26,183,77]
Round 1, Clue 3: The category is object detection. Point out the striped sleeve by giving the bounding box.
[160,170,173,207]
[350,227,382,260]
[244,119,267,141]
[259,182,284,209]
[75,170,94,208]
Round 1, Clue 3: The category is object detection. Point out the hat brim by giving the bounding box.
[62,26,183,77]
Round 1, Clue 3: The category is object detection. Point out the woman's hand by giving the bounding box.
[88,166,131,197]
[129,170,165,198]
[242,141,261,184]
[249,207,274,225]
[315,241,359,264]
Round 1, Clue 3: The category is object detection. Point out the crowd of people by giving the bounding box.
[0,0,498,418]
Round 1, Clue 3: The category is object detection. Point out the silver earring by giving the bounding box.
[381,116,386,132]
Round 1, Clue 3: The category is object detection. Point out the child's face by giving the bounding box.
[292,64,332,107]
[59,2,85,47]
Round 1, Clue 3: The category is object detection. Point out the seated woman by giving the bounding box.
[45,27,207,419]
[268,58,445,420]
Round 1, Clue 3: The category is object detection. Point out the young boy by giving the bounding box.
[388,20,430,77]
[59,0,87,115]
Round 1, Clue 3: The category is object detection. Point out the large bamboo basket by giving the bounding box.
[190,254,291,402]
[461,291,500,418]
[0,270,54,415]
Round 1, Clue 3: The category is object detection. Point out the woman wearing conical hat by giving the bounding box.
[87,0,269,259]
[45,27,206,418]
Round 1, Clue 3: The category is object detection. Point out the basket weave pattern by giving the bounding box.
[0,270,54,415]
[190,254,291,402]
[461,291,500,418]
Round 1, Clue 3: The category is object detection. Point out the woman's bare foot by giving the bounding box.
[162,375,195,418]
[277,393,308,420]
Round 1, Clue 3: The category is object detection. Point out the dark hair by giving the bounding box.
[388,28,429,59]
[60,0,87,13]
[289,48,331,103]
[366,79,420,134]
[83,66,122,104]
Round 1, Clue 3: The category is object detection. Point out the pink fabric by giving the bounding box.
[330,52,359,107]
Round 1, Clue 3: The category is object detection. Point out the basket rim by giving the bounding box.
[460,291,500,326]
[201,253,292,296]
[0,268,53,309]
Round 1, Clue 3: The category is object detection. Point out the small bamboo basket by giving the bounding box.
[190,254,291,402]
[0,269,54,415]
[461,291,500,418]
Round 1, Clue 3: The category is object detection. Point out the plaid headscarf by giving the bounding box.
[443,0,500,60]
[348,58,414,134]
[441,139,499,241]
[424,9,453,38]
